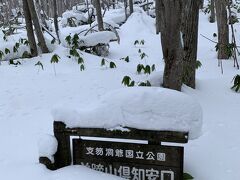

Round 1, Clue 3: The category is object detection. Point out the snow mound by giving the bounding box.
[47,166,123,180]
[38,134,58,163]
[61,31,117,48]
[80,31,117,46]
[120,11,155,35]
[61,10,87,27]
[52,87,203,140]
[103,8,126,25]
[147,71,163,87]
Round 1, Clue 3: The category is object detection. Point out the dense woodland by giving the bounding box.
[1,0,240,91]
[1,0,240,180]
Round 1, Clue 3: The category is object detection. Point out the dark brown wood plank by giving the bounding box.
[54,121,189,143]
[53,121,71,168]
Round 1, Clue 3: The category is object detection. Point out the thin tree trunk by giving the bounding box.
[53,0,60,43]
[124,0,128,20]
[209,0,216,23]
[95,0,104,31]
[27,0,49,53]
[129,0,133,15]
[215,0,229,59]
[113,0,115,9]
[160,0,183,91]
[182,0,201,89]
[199,0,204,9]
[155,0,161,34]
[22,0,38,57]
[35,0,48,28]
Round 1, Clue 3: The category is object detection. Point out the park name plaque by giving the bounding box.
[72,139,183,180]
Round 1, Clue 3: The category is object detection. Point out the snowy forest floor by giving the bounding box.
[1,11,240,180]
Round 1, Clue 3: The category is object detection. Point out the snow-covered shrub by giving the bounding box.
[64,31,117,57]
[61,10,88,27]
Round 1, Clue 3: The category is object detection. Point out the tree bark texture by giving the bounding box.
[95,0,104,31]
[22,0,38,57]
[27,0,49,53]
[129,0,134,15]
[155,0,161,34]
[53,0,60,43]
[182,0,201,89]
[215,0,229,59]
[209,0,216,23]
[160,0,183,91]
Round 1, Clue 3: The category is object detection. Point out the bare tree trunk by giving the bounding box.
[27,0,49,53]
[95,0,104,31]
[160,0,183,91]
[215,0,229,59]
[182,0,201,89]
[45,0,50,18]
[113,0,115,9]
[129,0,133,15]
[209,0,216,23]
[53,0,60,43]
[155,0,161,34]
[199,0,204,9]
[35,0,48,28]
[124,0,128,20]
[22,0,38,57]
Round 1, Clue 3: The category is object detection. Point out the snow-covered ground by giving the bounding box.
[1,10,240,180]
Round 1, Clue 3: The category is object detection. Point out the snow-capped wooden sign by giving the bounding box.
[72,139,183,180]
[39,121,188,180]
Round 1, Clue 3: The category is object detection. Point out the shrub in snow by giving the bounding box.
[38,134,58,163]
[61,10,88,27]
[231,74,240,92]
[0,38,31,63]
[65,34,86,71]
[122,40,156,87]
[52,87,203,140]
[101,58,117,69]
[64,31,117,57]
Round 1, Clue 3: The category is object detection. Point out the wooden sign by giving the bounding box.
[73,139,183,180]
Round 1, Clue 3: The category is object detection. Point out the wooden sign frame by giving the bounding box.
[39,121,189,180]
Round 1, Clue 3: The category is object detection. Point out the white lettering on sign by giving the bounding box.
[81,162,175,180]
[95,147,104,156]
[115,149,124,157]
[146,152,155,160]
[157,153,166,161]
[146,168,159,180]
[118,166,131,179]
[86,147,94,155]
[84,147,166,162]
[136,151,144,159]
[105,148,114,157]
[161,170,174,180]
[125,150,134,158]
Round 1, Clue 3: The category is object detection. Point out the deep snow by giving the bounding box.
[0,9,240,180]
[52,87,202,140]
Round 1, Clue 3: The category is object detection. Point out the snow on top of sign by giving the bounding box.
[38,134,58,163]
[52,87,203,140]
